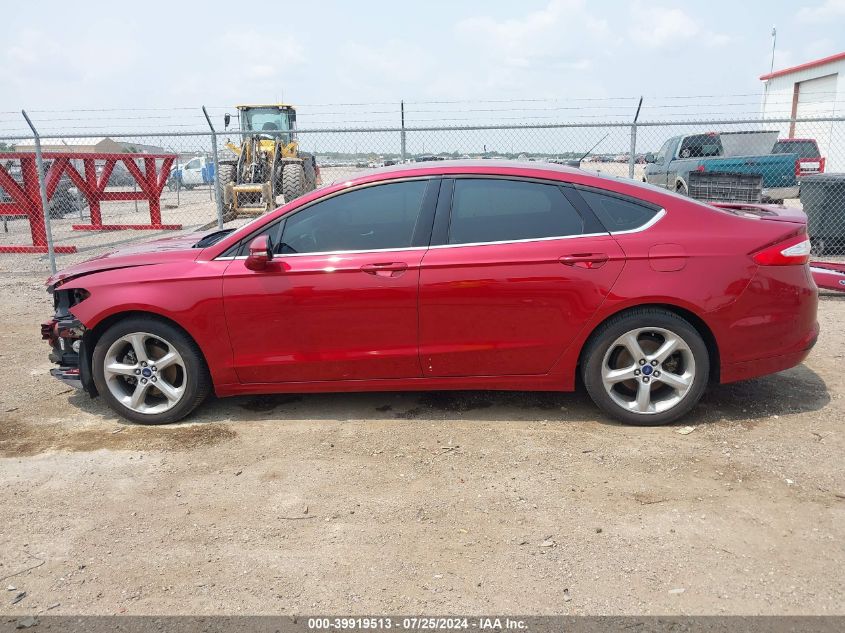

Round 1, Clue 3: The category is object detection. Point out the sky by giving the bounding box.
[1,0,844,136]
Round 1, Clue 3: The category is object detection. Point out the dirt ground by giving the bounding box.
[0,260,844,616]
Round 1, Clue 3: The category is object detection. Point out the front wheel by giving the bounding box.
[92,317,211,424]
[582,309,709,426]
[282,163,306,201]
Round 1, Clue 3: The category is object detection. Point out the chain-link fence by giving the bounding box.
[2,112,845,273]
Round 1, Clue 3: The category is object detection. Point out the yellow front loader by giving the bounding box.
[219,104,319,218]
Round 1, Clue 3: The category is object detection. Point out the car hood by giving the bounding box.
[46,231,206,287]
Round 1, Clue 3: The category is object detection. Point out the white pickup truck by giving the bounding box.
[168,156,216,190]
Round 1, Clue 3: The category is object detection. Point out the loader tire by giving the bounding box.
[218,162,236,188]
[282,163,306,201]
[302,153,317,193]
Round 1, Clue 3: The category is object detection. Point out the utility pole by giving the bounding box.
[400,100,406,163]
[762,26,777,116]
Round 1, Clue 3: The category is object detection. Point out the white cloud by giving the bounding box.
[456,0,609,70]
[797,0,845,22]
[628,2,729,49]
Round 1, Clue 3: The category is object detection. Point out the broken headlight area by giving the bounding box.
[42,287,92,392]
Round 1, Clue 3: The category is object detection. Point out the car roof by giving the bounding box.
[341,159,582,182]
[338,159,673,198]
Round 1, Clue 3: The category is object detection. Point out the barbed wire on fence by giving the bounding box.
[2,108,845,273]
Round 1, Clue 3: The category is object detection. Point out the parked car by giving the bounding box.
[772,138,825,179]
[168,156,216,190]
[41,161,818,427]
[97,162,138,188]
[644,131,799,202]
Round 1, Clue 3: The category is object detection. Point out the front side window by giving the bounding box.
[185,158,201,170]
[579,189,659,233]
[279,180,428,254]
[447,179,584,245]
[656,139,673,163]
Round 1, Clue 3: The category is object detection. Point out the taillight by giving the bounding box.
[753,233,811,266]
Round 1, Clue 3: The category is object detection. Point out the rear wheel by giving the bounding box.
[92,317,210,425]
[582,309,709,426]
[282,162,306,201]
[302,154,317,192]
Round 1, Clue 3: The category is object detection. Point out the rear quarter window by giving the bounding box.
[578,189,660,233]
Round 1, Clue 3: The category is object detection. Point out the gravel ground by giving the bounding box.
[0,261,844,616]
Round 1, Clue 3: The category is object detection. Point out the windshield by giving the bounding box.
[773,140,820,159]
[240,108,292,134]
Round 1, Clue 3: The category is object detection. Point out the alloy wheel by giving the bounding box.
[600,327,696,415]
[103,332,187,415]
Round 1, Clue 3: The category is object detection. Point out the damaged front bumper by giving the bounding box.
[50,366,83,389]
[42,311,94,395]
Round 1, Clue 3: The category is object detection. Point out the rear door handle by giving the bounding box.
[559,253,609,269]
[361,262,408,277]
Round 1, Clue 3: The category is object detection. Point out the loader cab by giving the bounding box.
[235,105,296,143]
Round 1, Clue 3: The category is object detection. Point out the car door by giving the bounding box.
[182,158,202,186]
[647,139,673,188]
[418,177,625,378]
[221,178,438,383]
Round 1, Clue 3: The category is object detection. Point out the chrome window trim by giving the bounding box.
[213,210,666,259]
[216,244,428,261]
[606,208,666,235]
[428,231,608,250]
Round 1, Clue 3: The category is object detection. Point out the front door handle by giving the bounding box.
[559,253,609,269]
[361,262,408,277]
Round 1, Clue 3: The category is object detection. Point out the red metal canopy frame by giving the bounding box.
[0,151,179,254]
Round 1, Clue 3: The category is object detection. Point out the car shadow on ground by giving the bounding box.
[242,364,828,428]
[64,361,830,430]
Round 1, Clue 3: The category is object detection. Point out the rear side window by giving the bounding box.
[448,179,584,244]
[678,134,723,158]
[578,189,659,233]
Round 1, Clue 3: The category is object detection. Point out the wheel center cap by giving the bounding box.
[641,365,653,376]
[142,368,152,378]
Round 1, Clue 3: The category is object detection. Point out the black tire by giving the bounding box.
[302,153,317,192]
[272,159,284,196]
[282,162,306,201]
[581,308,709,426]
[675,181,688,196]
[91,316,211,425]
[218,162,236,187]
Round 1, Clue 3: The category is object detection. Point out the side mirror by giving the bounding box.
[224,113,231,129]
[245,235,273,271]
[645,153,656,164]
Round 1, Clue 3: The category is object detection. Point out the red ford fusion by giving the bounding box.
[42,161,818,426]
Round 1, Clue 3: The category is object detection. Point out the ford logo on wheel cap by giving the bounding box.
[142,368,152,377]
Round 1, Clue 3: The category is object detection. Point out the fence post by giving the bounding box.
[400,100,406,163]
[202,105,224,229]
[628,97,643,180]
[21,109,57,274]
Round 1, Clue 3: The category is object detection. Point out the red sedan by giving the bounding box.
[42,161,818,426]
